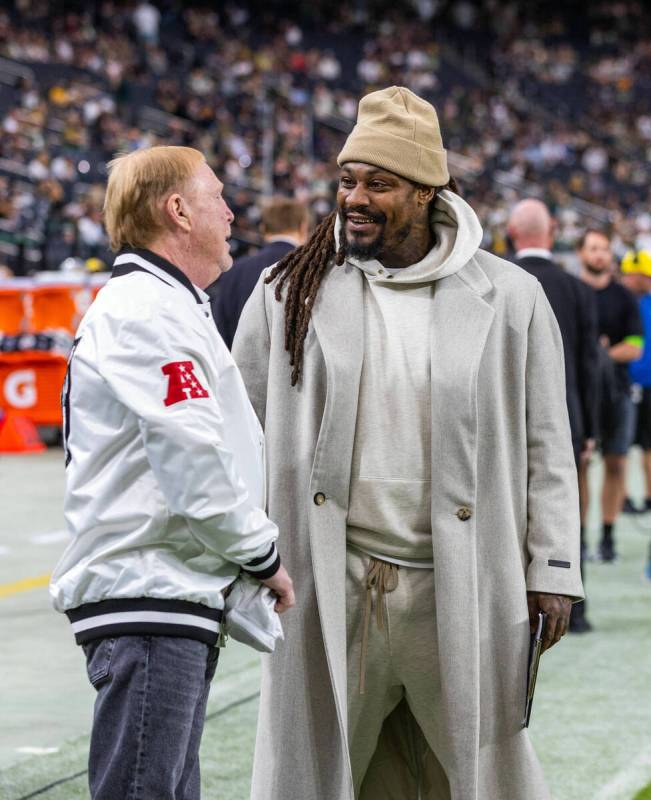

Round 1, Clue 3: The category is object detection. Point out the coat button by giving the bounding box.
[314,492,326,506]
[456,507,472,521]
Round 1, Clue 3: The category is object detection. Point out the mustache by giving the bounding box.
[340,208,387,224]
[585,263,609,275]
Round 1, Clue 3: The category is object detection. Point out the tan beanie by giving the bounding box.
[336,86,449,187]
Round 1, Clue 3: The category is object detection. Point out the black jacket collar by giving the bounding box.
[112,248,203,303]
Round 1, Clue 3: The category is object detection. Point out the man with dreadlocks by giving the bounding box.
[233,87,583,800]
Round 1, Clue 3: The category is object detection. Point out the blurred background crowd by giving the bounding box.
[0,0,649,275]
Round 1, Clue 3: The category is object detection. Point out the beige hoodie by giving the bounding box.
[342,190,483,563]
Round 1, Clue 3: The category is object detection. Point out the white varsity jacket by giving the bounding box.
[50,249,280,646]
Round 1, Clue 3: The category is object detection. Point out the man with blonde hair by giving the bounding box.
[50,146,294,800]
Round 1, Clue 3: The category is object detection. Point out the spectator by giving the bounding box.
[621,250,651,519]
[77,207,108,260]
[133,1,161,45]
[620,249,651,582]
[578,229,643,562]
[0,1,649,270]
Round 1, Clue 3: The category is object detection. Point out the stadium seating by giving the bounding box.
[0,0,649,278]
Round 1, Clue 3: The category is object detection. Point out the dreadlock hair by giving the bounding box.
[266,176,459,386]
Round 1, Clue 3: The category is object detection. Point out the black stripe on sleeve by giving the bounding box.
[244,542,276,568]
[242,542,281,580]
[548,559,571,569]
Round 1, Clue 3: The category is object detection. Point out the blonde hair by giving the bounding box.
[104,146,205,251]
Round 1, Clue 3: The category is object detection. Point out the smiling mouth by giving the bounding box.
[346,216,382,233]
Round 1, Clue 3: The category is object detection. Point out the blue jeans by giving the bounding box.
[83,635,219,800]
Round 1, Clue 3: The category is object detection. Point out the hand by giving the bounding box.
[526,592,572,653]
[581,438,596,464]
[261,565,295,614]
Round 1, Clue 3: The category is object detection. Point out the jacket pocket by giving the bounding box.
[82,637,117,688]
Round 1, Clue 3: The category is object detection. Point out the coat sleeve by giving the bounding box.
[231,271,272,427]
[525,283,584,599]
[94,304,280,580]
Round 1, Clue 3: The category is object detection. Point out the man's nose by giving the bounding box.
[345,183,370,207]
[225,204,235,224]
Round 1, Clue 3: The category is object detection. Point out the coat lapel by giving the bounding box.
[309,261,364,742]
[430,258,495,499]
[430,258,495,792]
[310,260,364,505]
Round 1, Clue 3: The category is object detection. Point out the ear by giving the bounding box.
[416,185,436,205]
[163,192,192,234]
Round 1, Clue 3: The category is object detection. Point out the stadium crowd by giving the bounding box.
[0,0,650,275]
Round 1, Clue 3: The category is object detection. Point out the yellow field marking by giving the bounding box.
[0,573,50,598]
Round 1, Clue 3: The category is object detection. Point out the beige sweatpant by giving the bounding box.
[346,547,452,800]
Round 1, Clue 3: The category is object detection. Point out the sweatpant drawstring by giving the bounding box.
[359,557,399,695]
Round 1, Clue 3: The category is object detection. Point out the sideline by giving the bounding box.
[0,574,50,599]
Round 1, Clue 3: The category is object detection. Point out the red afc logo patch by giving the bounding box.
[162,360,210,406]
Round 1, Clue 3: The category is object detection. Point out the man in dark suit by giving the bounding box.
[508,199,599,632]
[208,197,308,349]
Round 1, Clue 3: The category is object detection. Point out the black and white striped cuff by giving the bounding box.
[66,597,223,646]
[242,542,281,580]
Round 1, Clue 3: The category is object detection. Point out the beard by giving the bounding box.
[339,208,386,261]
[347,230,385,260]
[584,262,609,276]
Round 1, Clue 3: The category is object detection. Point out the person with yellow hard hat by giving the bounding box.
[621,252,651,532]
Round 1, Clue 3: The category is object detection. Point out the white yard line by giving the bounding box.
[593,748,651,800]
[28,530,69,545]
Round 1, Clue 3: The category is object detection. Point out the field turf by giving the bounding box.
[1,450,649,799]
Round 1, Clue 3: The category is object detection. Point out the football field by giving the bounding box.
[0,449,650,800]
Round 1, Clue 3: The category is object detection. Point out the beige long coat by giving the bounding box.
[232,250,584,800]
